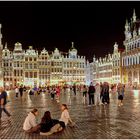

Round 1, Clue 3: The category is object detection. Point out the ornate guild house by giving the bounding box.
[122,9,140,86]
[90,9,140,86]
[0,24,87,87]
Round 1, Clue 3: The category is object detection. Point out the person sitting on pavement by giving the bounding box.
[40,104,75,136]
[23,108,40,133]
[40,111,62,136]
[59,104,75,128]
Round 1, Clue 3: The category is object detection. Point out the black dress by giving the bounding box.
[40,119,59,132]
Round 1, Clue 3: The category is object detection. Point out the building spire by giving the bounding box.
[71,42,74,48]
[114,42,118,52]
[125,19,129,31]
[133,9,136,22]
[4,42,7,49]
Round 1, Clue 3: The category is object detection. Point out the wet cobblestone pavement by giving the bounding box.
[0,90,140,139]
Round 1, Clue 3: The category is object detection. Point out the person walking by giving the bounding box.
[56,86,60,103]
[106,82,110,104]
[50,87,56,100]
[88,82,95,106]
[73,84,76,96]
[19,85,24,100]
[94,83,101,106]
[102,82,109,104]
[0,87,11,121]
[100,82,104,104]
[82,85,88,104]
[117,83,125,107]
[15,86,19,98]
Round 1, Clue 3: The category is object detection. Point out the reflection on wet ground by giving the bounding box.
[0,90,140,139]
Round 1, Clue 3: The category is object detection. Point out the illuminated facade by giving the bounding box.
[2,44,13,87]
[90,42,121,84]
[0,36,87,87]
[13,42,24,86]
[85,60,91,85]
[122,9,140,85]
[50,48,63,85]
[0,24,88,87]
[112,42,121,84]
[38,48,51,86]
[98,54,113,83]
[24,46,39,87]
[91,56,99,84]
[63,42,86,85]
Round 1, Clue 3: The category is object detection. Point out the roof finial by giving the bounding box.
[72,42,74,48]
[133,9,136,22]
[125,19,128,26]
[5,42,7,49]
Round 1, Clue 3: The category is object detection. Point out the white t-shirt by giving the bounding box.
[23,112,37,131]
[59,109,70,126]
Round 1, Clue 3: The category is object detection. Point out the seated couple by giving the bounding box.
[23,104,75,136]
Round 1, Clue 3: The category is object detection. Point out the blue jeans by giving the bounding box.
[0,105,11,119]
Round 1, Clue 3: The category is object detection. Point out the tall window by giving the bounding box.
[34,72,37,78]
[25,72,28,78]
[30,72,33,78]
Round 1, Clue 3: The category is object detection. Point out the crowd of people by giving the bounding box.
[0,81,126,136]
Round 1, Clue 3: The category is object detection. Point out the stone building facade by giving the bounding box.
[0,23,87,88]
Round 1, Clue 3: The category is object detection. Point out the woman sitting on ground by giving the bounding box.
[59,104,75,128]
[40,104,75,136]
[23,108,40,133]
[40,111,63,136]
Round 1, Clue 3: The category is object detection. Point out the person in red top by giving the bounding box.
[56,86,60,103]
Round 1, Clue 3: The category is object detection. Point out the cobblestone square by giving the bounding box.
[0,90,140,139]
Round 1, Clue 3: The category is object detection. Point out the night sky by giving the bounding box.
[0,1,140,62]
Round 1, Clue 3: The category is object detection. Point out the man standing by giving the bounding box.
[102,82,110,104]
[73,84,76,96]
[19,85,24,99]
[88,82,95,106]
[0,87,11,121]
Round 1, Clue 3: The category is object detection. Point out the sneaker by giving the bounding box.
[40,131,53,136]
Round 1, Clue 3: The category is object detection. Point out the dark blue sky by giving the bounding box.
[0,1,139,61]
